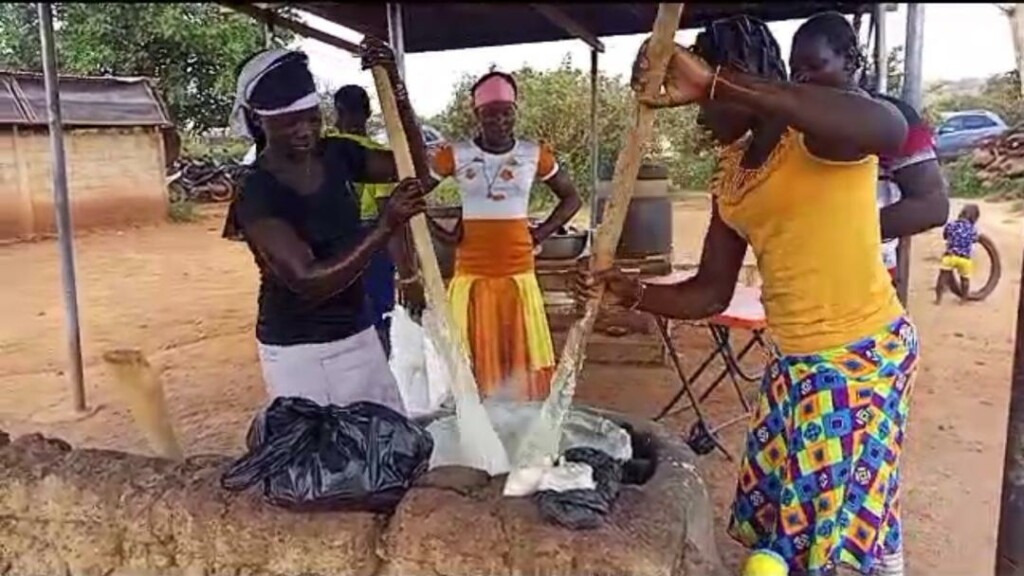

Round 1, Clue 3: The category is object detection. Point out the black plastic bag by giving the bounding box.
[618,422,659,486]
[535,447,623,530]
[221,397,434,513]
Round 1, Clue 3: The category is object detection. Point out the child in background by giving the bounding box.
[935,203,981,304]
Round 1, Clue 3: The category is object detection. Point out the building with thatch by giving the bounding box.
[0,70,173,242]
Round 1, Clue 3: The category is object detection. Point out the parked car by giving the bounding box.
[371,123,447,153]
[935,110,1009,162]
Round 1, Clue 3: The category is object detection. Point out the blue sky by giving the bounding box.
[294,4,1016,118]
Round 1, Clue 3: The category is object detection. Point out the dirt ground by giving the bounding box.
[0,198,1019,575]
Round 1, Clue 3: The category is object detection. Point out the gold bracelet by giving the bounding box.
[708,65,722,101]
[397,272,422,286]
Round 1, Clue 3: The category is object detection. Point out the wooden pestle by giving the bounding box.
[369,60,510,475]
[513,3,687,468]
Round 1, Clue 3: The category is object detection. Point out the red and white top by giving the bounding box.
[430,139,559,220]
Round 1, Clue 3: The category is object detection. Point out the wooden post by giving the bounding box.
[997,248,1024,574]
[589,48,600,230]
[873,3,888,95]
[386,3,406,79]
[999,4,1024,97]
[895,3,925,307]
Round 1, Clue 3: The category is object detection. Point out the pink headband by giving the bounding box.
[473,75,516,108]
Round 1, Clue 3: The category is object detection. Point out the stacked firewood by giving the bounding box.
[970,123,1024,185]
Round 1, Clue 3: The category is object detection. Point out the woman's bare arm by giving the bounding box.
[635,205,746,319]
[244,217,393,306]
[532,170,583,243]
[881,160,950,239]
[714,70,908,159]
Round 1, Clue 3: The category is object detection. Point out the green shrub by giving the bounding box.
[181,134,250,163]
[168,200,199,223]
[943,157,987,198]
[943,156,1024,200]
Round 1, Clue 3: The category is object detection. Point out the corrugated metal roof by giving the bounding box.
[0,71,172,128]
[296,3,872,54]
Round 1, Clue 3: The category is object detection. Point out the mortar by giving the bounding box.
[0,410,727,576]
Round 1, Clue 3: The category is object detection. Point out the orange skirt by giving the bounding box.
[449,219,555,400]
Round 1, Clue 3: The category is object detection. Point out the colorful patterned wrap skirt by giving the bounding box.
[728,316,919,575]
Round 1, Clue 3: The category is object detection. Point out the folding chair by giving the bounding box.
[647,283,777,461]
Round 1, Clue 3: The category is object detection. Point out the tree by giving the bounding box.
[886,46,905,98]
[927,70,1024,127]
[0,3,292,132]
[429,54,713,209]
[997,3,1024,96]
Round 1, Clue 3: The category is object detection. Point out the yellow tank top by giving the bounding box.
[715,129,904,355]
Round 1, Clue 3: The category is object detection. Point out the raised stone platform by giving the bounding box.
[0,412,726,576]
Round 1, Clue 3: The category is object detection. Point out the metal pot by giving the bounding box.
[536,230,589,260]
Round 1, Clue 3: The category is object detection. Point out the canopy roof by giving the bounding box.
[0,71,171,128]
[298,3,872,53]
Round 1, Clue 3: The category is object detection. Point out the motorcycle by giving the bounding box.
[166,158,239,204]
[166,164,187,204]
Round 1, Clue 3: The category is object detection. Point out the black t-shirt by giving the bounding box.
[234,139,373,346]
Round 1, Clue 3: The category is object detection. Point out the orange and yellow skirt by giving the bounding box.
[448,219,555,400]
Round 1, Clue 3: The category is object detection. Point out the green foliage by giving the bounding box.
[429,180,462,207]
[429,54,715,210]
[943,157,988,198]
[886,46,905,98]
[167,199,199,223]
[943,155,1024,200]
[0,3,292,133]
[924,64,1024,199]
[181,134,250,163]
[926,71,1024,128]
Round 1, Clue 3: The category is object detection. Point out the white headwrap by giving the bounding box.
[229,48,321,139]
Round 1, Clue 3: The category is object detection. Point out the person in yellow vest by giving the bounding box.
[578,16,916,576]
[329,85,423,357]
[426,71,582,401]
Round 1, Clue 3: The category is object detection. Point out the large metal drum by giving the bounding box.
[594,162,673,258]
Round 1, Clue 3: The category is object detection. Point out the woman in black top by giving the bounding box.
[227,46,424,412]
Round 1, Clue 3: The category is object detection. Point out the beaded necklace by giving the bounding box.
[709,127,797,205]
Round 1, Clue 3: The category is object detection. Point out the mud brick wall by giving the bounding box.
[0,413,726,576]
[0,126,167,242]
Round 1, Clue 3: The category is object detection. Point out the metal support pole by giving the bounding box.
[589,48,600,230]
[997,251,1024,574]
[873,3,888,94]
[386,3,406,79]
[894,3,925,307]
[38,2,87,413]
[902,4,925,110]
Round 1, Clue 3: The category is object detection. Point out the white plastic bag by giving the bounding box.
[388,306,451,418]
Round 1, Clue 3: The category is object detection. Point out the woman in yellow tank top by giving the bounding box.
[578,16,916,576]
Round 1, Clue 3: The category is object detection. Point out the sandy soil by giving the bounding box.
[0,199,1019,575]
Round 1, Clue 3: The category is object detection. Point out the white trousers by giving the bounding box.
[257,328,406,415]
